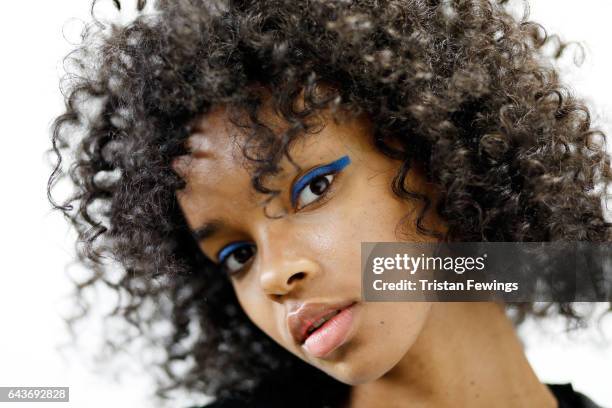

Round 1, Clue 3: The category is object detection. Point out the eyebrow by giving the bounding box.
[191,219,224,243]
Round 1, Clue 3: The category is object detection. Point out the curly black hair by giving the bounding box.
[47,0,612,406]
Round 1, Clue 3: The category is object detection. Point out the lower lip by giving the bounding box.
[302,304,356,358]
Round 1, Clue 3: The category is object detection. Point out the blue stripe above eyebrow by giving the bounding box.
[291,155,352,205]
[218,240,252,263]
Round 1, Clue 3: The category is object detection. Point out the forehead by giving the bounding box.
[173,105,252,191]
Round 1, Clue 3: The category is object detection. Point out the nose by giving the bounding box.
[259,258,320,300]
[255,223,321,300]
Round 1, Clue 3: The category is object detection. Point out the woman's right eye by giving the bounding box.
[217,241,256,275]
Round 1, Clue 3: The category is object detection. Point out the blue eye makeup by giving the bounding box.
[216,240,257,276]
[290,155,352,207]
[217,240,252,264]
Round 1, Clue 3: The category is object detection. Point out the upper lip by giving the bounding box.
[287,300,356,345]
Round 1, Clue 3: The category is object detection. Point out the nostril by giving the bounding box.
[287,271,306,285]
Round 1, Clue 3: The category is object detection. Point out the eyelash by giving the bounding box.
[290,155,351,208]
[217,156,351,276]
[217,241,256,276]
[293,172,338,211]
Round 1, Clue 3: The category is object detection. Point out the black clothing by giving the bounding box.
[549,383,603,408]
[193,383,603,408]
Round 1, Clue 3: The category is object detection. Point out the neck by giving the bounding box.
[347,302,558,408]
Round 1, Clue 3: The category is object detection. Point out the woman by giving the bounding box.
[48,0,611,406]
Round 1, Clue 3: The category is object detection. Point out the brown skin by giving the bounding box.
[172,103,558,407]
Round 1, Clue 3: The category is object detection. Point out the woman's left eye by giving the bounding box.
[295,174,335,209]
[291,155,351,210]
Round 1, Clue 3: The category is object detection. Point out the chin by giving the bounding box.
[320,354,400,386]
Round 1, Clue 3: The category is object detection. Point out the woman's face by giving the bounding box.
[172,102,443,385]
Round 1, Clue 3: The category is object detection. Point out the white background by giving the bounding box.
[0,1,610,407]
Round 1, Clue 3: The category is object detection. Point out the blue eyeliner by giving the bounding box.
[218,240,252,264]
[291,155,352,206]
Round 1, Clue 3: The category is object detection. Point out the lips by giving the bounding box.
[287,300,357,356]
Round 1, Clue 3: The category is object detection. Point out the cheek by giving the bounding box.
[314,171,417,263]
[231,286,292,357]
[231,280,276,334]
